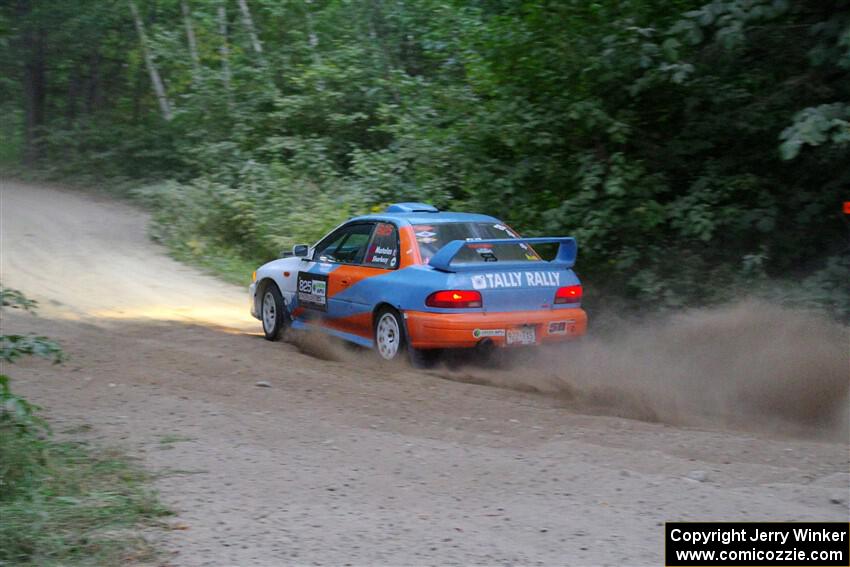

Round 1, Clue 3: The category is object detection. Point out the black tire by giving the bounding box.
[374,306,407,361]
[260,282,288,341]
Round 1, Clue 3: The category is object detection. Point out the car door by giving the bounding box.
[296,222,375,329]
[329,221,401,338]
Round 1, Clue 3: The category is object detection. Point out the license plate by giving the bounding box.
[507,326,536,345]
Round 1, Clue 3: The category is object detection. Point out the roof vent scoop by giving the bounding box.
[385,202,439,213]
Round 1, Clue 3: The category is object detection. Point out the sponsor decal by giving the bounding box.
[418,237,436,244]
[549,319,576,335]
[473,328,505,338]
[416,230,436,238]
[297,272,328,311]
[548,321,567,335]
[493,224,507,231]
[470,271,562,290]
[390,257,397,267]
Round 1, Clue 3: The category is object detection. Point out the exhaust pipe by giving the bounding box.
[476,337,495,354]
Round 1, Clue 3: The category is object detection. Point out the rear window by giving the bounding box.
[363,222,399,269]
[413,222,541,264]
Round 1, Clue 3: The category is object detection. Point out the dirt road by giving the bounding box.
[1,180,847,566]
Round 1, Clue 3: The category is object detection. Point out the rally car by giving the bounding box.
[249,202,587,365]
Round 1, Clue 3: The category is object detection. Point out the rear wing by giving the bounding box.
[428,237,577,273]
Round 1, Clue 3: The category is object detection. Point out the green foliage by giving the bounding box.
[1,335,65,365]
[0,288,167,564]
[780,103,850,160]
[0,287,64,434]
[0,374,47,435]
[1,287,38,311]
[135,170,363,283]
[2,0,847,315]
[0,434,170,565]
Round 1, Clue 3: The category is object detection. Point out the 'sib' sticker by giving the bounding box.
[375,223,394,236]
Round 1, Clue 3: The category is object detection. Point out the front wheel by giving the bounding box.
[261,283,288,341]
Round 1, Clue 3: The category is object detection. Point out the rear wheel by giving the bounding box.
[261,283,288,341]
[374,307,405,361]
[374,307,439,367]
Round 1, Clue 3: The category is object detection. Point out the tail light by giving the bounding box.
[426,290,483,309]
[554,285,582,304]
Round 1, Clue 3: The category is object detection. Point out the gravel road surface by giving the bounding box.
[2,180,847,566]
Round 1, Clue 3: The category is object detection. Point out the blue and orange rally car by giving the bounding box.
[249,203,587,365]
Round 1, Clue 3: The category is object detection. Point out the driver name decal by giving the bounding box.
[470,271,561,290]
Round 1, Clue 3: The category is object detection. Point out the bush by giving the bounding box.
[135,163,367,284]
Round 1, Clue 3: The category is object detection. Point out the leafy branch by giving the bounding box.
[0,286,64,434]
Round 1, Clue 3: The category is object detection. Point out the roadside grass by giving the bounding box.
[0,428,171,566]
[166,242,256,287]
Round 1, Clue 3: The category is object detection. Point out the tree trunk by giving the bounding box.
[85,51,102,114]
[128,0,173,121]
[17,0,46,165]
[366,0,399,104]
[180,0,200,73]
[304,1,324,91]
[219,1,232,100]
[66,64,81,126]
[236,0,262,54]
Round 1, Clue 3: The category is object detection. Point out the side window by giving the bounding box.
[363,222,400,269]
[313,223,375,264]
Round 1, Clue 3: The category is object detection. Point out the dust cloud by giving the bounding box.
[289,329,352,362]
[437,300,849,440]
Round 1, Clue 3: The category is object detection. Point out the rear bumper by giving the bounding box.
[405,308,587,349]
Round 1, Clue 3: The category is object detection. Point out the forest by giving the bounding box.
[2,0,848,316]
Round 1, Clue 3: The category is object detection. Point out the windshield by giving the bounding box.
[413,222,542,264]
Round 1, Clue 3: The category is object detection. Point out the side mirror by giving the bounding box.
[292,244,310,258]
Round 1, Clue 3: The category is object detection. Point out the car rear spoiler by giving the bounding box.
[428,237,577,272]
